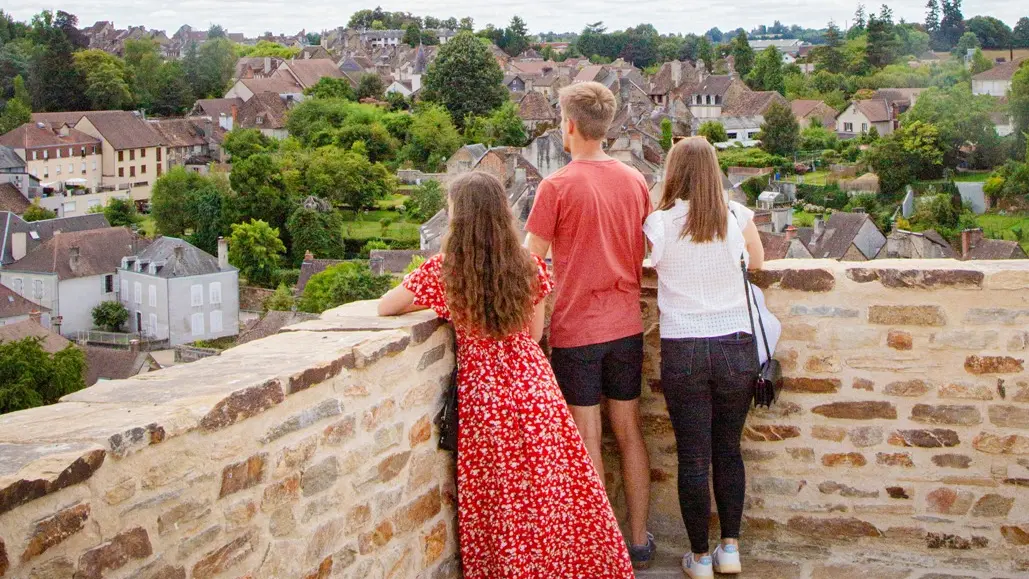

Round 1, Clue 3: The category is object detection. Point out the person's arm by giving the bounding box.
[526,233,551,259]
[530,300,546,342]
[377,285,428,316]
[742,219,764,270]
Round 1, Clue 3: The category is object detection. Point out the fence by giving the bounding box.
[71,330,166,350]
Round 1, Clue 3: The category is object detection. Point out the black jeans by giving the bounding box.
[661,333,757,554]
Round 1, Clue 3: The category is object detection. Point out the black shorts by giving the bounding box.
[550,333,644,407]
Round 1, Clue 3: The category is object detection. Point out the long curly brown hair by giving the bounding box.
[442,172,539,339]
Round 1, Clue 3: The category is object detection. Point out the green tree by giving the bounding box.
[970,49,993,75]
[304,76,355,100]
[12,74,31,108]
[402,104,463,171]
[464,101,527,147]
[966,15,1012,49]
[83,62,133,110]
[937,0,965,50]
[758,100,799,156]
[92,301,129,332]
[730,31,755,78]
[356,74,385,101]
[952,31,980,56]
[800,124,839,150]
[1014,18,1029,49]
[422,31,508,127]
[697,37,716,73]
[263,283,296,312]
[407,179,446,222]
[124,39,163,110]
[186,175,230,255]
[865,121,945,193]
[286,206,343,264]
[748,46,785,94]
[698,120,729,144]
[185,38,236,98]
[226,153,293,231]
[228,219,286,287]
[298,262,394,313]
[904,84,999,167]
[28,10,88,112]
[0,338,86,414]
[865,12,899,68]
[660,118,673,151]
[103,197,139,227]
[151,167,204,235]
[0,97,30,134]
[305,145,395,210]
[502,16,531,57]
[925,0,941,40]
[22,204,56,222]
[223,129,275,160]
[403,24,421,47]
[152,61,195,117]
[1010,64,1029,157]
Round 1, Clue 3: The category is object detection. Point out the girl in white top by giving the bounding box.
[643,137,764,579]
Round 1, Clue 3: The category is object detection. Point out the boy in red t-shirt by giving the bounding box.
[525,81,655,569]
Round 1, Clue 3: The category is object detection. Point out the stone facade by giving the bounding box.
[616,259,1029,577]
[1,260,1029,578]
[0,302,457,579]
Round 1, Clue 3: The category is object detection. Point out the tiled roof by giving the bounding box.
[694,75,734,96]
[0,284,48,319]
[0,319,71,353]
[510,60,559,76]
[0,123,100,150]
[368,249,436,276]
[759,230,791,261]
[872,88,923,104]
[32,111,164,150]
[6,227,148,280]
[574,65,605,84]
[0,212,111,266]
[130,236,227,278]
[809,212,876,260]
[853,99,891,123]
[240,76,303,95]
[518,91,558,121]
[0,146,24,171]
[972,58,1026,82]
[791,99,824,118]
[297,257,346,296]
[0,184,30,215]
[280,59,346,88]
[82,346,157,386]
[723,91,785,116]
[236,310,319,345]
[237,93,290,131]
[194,98,243,120]
[965,238,1028,260]
[149,119,209,148]
[30,112,87,128]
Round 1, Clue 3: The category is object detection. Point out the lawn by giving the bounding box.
[784,171,831,186]
[951,172,993,183]
[976,212,1029,253]
[137,215,157,237]
[341,219,420,241]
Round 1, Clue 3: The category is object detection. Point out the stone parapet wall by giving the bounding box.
[613,259,1029,576]
[0,303,458,579]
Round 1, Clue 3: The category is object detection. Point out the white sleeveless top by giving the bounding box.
[643,199,755,339]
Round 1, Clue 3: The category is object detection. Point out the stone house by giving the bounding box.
[149,118,226,171]
[883,229,958,259]
[791,99,839,129]
[0,211,109,267]
[521,130,570,179]
[960,228,1028,260]
[118,237,239,346]
[517,92,559,133]
[807,212,887,260]
[0,227,147,336]
[444,145,488,174]
[235,93,292,140]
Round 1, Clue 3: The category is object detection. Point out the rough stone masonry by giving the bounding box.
[0,259,1028,578]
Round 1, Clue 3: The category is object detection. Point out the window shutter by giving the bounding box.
[149,285,157,307]
[210,310,223,333]
[191,313,205,336]
[134,282,142,304]
[209,282,222,305]
[191,285,203,306]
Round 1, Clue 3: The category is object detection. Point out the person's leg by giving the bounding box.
[550,343,606,481]
[660,338,713,558]
[710,333,757,545]
[603,334,650,547]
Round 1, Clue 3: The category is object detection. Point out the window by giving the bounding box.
[87,199,101,211]
[44,150,48,160]
[149,285,157,307]
[121,279,129,300]
[191,284,203,306]
[210,310,223,333]
[32,279,43,300]
[715,95,722,105]
[56,164,61,175]
[141,164,146,174]
[191,313,205,336]
[843,122,853,133]
[68,164,73,174]
[32,151,37,161]
[129,166,135,177]
[80,146,85,156]
[129,150,135,161]
[861,123,868,133]
[56,148,61,158]
[68,147,73,157]
[141,148,146,158]
[119,167,124,177]
[209,282,222,305]
[705,95,712,105]
[103,274,114,293]
[149,313,158,337]
[157,148,162,162]
[63,201,76,213]
[12,278,22,295]
[118,151,123,162]
[134,282,142,304]
[81,163,86,174]
[157,165,162,177]
[92,161,97,171]
[727,132,738,140]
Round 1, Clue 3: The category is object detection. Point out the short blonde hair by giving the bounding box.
[559,82,617,141]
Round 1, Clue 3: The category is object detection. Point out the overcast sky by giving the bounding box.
[5,1,1023,38]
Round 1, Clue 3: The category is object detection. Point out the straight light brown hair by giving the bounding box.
[558,82,617,141]
[441,172,539,339]
[658,136,728,242]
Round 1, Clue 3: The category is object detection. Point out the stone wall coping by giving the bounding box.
[0,301,439,518]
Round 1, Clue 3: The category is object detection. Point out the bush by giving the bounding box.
[298,262,394,314]
[263,283,296,312]
[406,180,446,222]
[23,204,56,222]
[272,268,301,288]
[92,301,129,332]
[361,239,390,258]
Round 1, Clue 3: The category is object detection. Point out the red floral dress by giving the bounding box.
[403,254,635,579]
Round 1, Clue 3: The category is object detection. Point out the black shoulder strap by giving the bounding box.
[732,206,772,363]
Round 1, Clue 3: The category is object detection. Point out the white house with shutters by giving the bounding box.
[117,236,239,346]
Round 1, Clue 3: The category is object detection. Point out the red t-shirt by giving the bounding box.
[526,159,652,348]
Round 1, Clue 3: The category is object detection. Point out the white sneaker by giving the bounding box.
[681,553,714,578]
[713,544,742,574]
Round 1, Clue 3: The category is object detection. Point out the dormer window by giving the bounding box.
[148,263,158,275]
[715,95,721,105]
[706,95,712,105]
[256,114,264,125]
[121,257,129,269]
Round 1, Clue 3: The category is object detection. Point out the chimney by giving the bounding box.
[671,61,682,87]
[630,132,643,158]
[69,246,81,270]
[173,245,184,260]
[231,104,238,128]
[219,113,233,132]
[303,249,314,263]
[961,228,983,260]
[218,237,229,270]
[52,316,62,335]
[12,231,27,261]
[264,56,272,74]
[814,215,826,240]
[129,339,140,353]
[204,117,213,140]
[29,310,41,325]
[784,225,797,242]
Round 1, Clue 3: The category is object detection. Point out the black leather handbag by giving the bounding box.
[436,333,459,452]
[741,258,783,407]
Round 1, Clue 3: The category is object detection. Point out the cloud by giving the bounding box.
[6,1,1023,38]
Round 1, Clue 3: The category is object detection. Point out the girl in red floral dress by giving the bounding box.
[379,172,635,579]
